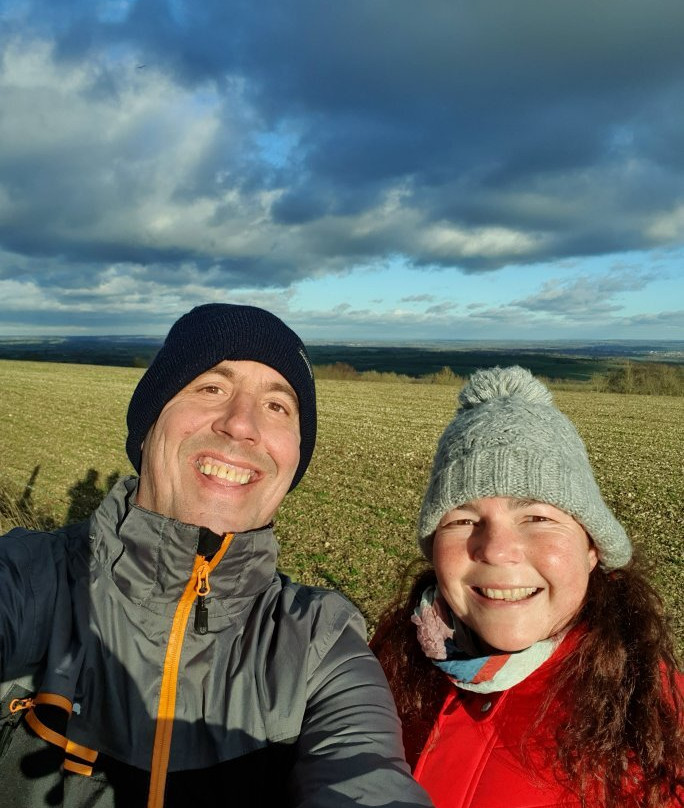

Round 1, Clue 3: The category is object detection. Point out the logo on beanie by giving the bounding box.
[299,347,314,379]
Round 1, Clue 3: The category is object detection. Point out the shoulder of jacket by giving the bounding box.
[278,572,360,616]
[1,521,90,561]
[275,573,368,655]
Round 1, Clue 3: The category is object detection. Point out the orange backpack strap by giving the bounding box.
[16,693,98,776]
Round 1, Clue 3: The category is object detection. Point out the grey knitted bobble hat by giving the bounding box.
[126,303,316,492]
[418,366,631,569]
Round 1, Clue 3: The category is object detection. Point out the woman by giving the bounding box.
[372,366,683,808]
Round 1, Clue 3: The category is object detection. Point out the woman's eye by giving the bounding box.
[443,518,475,527]
[526,514,551,523]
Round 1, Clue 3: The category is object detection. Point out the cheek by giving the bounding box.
[546,552,593,607]
[270,429,301,468]
[432,541,467,584]
[154,409,205,448]
[537,533,596,575]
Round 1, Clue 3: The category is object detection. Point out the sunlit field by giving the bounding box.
[1,359,681,653]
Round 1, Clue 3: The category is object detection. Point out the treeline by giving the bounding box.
[591,362,684,396]
[315,361,684,396]
[314,362,464,386]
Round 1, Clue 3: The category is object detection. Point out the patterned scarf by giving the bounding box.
[412,585,565,693]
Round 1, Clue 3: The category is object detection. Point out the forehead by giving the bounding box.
[452,497,566,513]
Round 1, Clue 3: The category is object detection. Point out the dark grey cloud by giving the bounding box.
[1,0,684,315]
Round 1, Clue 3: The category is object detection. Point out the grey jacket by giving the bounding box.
[0,476,432,807]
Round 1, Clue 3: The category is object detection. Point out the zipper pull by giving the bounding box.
[194,562,211,635]
[9,698,34,713]
[1,698,34,759]
[194,597,208,634]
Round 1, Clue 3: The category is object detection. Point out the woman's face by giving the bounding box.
[433,496,598,653]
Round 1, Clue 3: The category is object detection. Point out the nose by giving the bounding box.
[469,520,524,564]
[211,393,260,443]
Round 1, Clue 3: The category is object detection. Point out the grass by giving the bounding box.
[1,359,682,655]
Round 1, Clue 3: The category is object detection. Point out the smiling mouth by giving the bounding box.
[475,587,540,602]
[197,457,254,485]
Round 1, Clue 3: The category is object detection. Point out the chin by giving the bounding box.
[476,631,544,654]
[497,641,537,653]
[203,512,267,535]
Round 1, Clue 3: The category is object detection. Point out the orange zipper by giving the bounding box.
[147,532,234,808]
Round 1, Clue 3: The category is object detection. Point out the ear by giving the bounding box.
[587,539,599,572]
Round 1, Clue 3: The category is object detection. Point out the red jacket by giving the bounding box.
[411,633,684,808]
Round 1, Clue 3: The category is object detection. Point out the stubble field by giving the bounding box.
[0,359,682,654]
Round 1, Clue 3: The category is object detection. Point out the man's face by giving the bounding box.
[136,360,301,535]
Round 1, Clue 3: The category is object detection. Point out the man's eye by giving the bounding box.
[200,384,223,394]
[267,401,289,414]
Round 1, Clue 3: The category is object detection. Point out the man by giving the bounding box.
[0,304,432,807]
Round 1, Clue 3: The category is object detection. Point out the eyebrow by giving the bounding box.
[205,365,300,412]
[455,497,542,511]
[506,498,543,510]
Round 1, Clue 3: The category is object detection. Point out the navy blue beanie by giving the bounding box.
[126,303,316,491]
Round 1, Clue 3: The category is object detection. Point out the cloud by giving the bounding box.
[425,301,459,315]
[271,293,684,342]
[511,270,660,316]
[400,294,436,303]
[617,309,684,328]
[1,0,684,334]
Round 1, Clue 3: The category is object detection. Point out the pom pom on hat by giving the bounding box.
[459,365,553,409]
[418,366,631,570]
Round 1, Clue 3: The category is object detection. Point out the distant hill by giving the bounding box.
[306,341,683,380]
[0,336,163,368]
[0,336,681,381]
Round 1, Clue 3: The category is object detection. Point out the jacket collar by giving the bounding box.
[90,476,280,605]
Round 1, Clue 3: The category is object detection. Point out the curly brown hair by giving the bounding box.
[371,557,684,808]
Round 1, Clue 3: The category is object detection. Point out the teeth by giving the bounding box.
[479,587,538,602]
[198,460,252,485]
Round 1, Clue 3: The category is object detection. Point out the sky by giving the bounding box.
[0,0,683,341]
